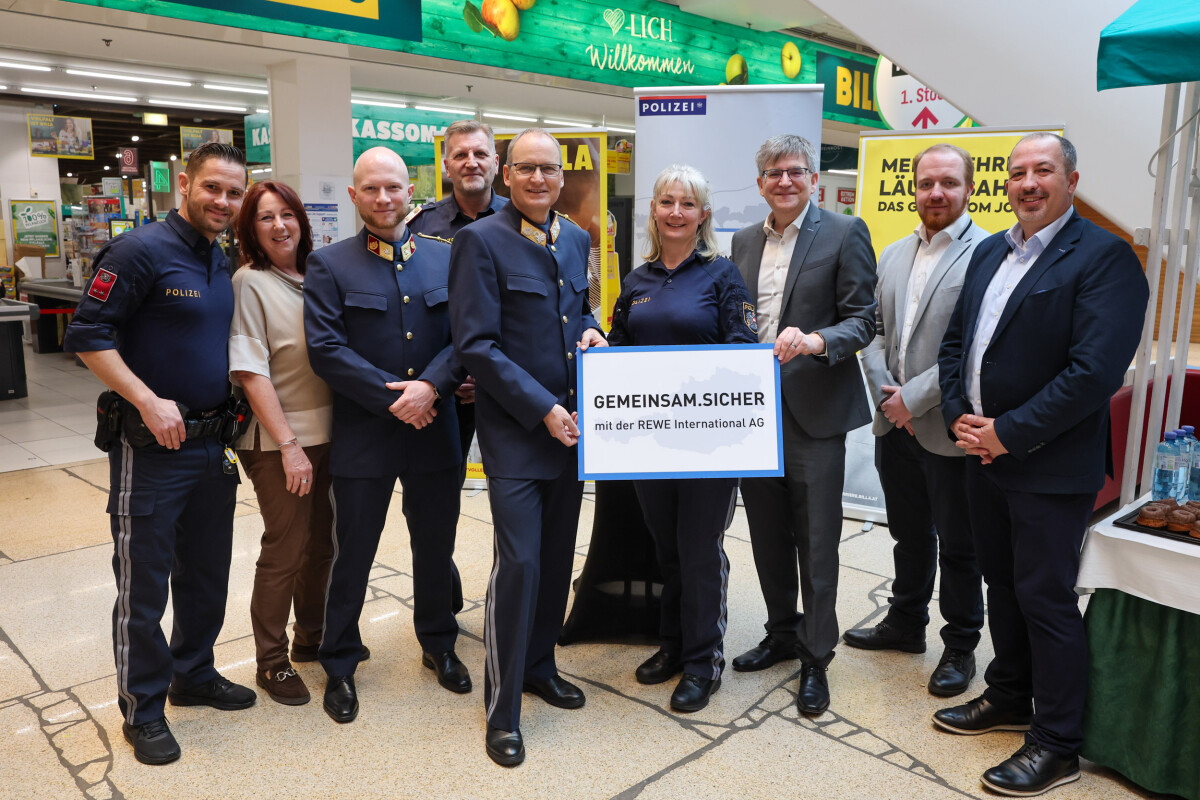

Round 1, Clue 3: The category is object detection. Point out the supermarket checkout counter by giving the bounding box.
[0,298,41,399]
[17,278,82,354]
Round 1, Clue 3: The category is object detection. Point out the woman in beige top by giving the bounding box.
[229,180,351,706]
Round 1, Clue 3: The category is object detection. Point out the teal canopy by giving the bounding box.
[1098,0,1200,90]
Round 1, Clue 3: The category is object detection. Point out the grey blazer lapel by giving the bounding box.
[912,229,972,324]
[780,204,821,318]
[889,235,921,347]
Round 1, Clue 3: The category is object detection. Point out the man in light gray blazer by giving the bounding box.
[729,134,877,716]
[846,143,987,698]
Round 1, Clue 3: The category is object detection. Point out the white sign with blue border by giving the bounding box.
[578,344,783,480]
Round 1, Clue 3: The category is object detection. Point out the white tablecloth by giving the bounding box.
[1077,494,1200,616]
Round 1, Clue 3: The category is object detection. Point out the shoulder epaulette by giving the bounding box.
[416,232,453,245]
[403,204,426,225]
[556,211,581,228]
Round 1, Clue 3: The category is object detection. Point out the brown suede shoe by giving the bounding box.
[256,665,310,706]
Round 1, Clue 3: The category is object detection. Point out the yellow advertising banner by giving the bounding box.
[855,126,1063,255]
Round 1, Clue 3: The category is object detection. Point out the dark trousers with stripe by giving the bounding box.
[483,467,582,732]
[965,461,1094,756]
[108,436,238,726]
[320,465,462,677]
[634,477,737,679]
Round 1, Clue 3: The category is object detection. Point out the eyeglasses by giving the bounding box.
[510,162,563,178]
[761,167,813,181]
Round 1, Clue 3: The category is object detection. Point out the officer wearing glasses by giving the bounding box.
[449,128,607,767]
[729,134,877,717]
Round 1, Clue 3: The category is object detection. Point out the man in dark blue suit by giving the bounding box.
[305,147,469,724]
[407,119,509,478]
[934,133,1148,797]
[449,128,607,767]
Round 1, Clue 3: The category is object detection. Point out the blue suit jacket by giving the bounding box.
[449,202,599,480]
[938,211,1148,494]
[304,228,462,478]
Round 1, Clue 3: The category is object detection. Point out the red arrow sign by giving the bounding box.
[912,107,939,129]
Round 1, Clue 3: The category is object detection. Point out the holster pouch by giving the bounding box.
[123,401,190,450]
[94,391,124,452]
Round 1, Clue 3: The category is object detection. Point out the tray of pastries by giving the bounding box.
[1112,499,1200,546]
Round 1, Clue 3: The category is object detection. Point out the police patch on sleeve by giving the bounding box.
[87,269,118,303]
[743,302,758,334]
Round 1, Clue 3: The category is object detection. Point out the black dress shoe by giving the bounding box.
[669,673,721,713]
[522,675,585,709]
[167,676,256,710]
[932,695,1032,735]
[796,663,830,715]
[928,648,976,697]
[842,619,926,653]
[981,742,1080,796]
[485,725,525,767]
[731,634,802,672]
[293,643,371,663]
[323,675,359,723]
[422,650,472,693]
[635,650,683,685]
[122,717,181,765]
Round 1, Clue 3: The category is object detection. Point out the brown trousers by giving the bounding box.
[239,442,334,670]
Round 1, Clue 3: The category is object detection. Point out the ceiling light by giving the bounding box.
[115,153,122,158]
[255,107,269,114]
[66,68,190,87]
[20,86,137,102]
[414,104,473,115]
[130,135,139,142]
[0,85,7,91]
[169,155,177,161]
[351,97,408,109]
[203,82,268,95]
[66,172,72,177]
[250,167,273,174]
[103,165,110,171]
[0,60,51,72]
[606,125,636,134]
[544,118,589,127]
[483,112,537,123]
[148,98,247,112]
[826,169,858,176]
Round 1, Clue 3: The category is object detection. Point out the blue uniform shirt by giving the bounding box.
[64,209,233,411]
[407,191,508,242]
[608,251,758,347]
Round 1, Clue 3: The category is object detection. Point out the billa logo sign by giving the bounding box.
[265,0,380,19]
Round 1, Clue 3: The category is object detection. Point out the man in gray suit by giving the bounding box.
[730,134,877,715]
[845,143,987,698]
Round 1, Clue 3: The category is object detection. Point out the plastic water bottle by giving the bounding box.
[1171,431,1190,502]
[1153,432,1178,501]
[1186,427,1200,502]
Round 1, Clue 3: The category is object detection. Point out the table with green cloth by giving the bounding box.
[1077,496,1200,800]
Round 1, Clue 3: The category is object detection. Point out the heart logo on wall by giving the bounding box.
[603,8,625,36]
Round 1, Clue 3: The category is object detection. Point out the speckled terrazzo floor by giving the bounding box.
[0,459,1171,800]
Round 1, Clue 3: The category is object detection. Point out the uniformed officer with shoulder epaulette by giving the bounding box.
[63,142,256,766]
[304,147,468,724]
[406,119,509,478]
[449,128,607,767]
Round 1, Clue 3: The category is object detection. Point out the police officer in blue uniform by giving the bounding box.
[406,120,508,476]
[64,143,256,766]
[608,164,758,713]
[449,129,607,767]
[305,147,468,724]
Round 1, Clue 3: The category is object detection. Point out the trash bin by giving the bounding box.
[0,299,40,400]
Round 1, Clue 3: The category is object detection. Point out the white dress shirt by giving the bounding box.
[755,202,812,344]
[967,207,1075,414]
[898,212,972,382]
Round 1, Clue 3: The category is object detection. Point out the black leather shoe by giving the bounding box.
[323,675,359,723]
[522,675,585,709]
[122,717,180,765]
[485,725,525,767]
[928,648,976,697]
[422,651,472,694]
[932,695,1032,735]
[293,643,370,663]
[981,742,1080,796]
[842,619,926,653]
[635,650,683,685]
[167,676,256,710]
[669,673,721,713]
[796,663,830,715]
[731,635,802,672]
